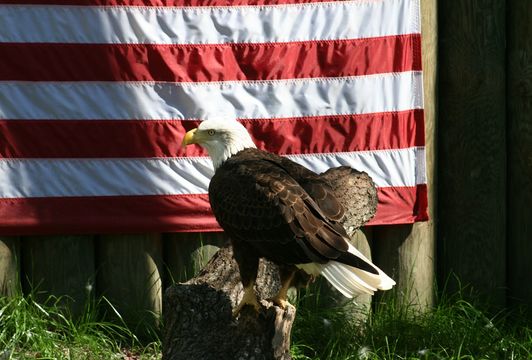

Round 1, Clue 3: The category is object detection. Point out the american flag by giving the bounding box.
[0,0,427,235]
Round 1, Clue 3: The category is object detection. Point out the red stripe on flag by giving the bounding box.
[0,185,428,235]
[0,0,337,6]
[0,194,220,235]
[367,184,428,225]
[0,119,187,158]
[0,35,421,82]
[0,110,424,158]
[249,110,425,156]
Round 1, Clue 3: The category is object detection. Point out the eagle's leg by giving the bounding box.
[269,265,296,309]
[232,242,260,316]
[233,279,261,316]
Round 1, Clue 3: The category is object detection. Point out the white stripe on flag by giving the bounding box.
[0,72,423,120]
[0,147,425,198]
[0,1,420,44]
[287,147,427,187]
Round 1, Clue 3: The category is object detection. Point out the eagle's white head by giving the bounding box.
[181,118,257,169]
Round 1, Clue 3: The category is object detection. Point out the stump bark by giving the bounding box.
[163,245,296,360]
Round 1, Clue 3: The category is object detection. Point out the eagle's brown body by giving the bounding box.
[209,147,378,288]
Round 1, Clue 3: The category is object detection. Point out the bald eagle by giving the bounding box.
[182,118,395,314]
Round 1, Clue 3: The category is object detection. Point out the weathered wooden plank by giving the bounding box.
[97,234,163,331]
[0,237,20,297]
[507,0,532,306]
[21,235,95,316]
[437,0,506,306]
[374,224,434,309]
[163,232,227,287]
[372,0,437,310]
[349,228,373,313]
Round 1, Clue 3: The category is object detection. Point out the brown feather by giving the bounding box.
[208,148,375,267]
[320,167,378,236]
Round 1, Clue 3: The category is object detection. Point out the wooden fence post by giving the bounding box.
[438,0,506,306]
[0,237,20,297]
[163,232,227,287]
[373,224,434,309]
[372,0,437,311]
[97,234,163,333]
[21,235,95,316]
[507,0,532,307]
[349,228,373,313]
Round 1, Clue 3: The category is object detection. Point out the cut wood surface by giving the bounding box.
[163,245,294,360]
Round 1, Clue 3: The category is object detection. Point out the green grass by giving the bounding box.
[291,281,532,360]
[0,292,160,359]
[1,283,531,360]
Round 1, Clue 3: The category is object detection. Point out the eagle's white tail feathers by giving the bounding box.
[321,262,376,297]
[298,243,396,298]
[346,242,396,291]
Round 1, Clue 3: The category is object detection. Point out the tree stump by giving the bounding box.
[163,245,296,360]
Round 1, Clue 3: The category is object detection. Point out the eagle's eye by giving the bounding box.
[207,130,216,136]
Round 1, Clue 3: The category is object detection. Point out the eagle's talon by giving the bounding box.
[268,296,290,310]
[233,285,261,317]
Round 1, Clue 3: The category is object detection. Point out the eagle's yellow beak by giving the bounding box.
[181,128,198,147]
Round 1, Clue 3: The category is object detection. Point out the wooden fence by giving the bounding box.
[1,0,531,327]
[438,0,532,309]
